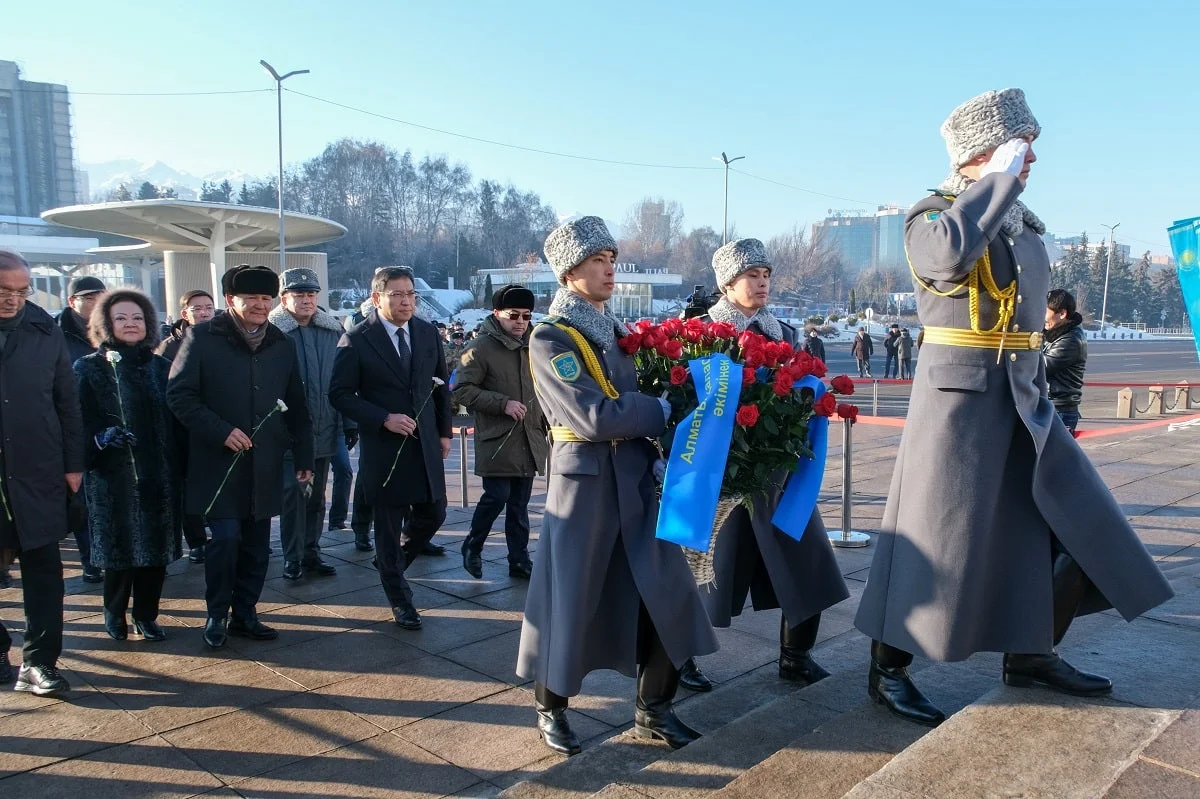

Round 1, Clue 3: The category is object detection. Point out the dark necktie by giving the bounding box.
[395,326,411,375]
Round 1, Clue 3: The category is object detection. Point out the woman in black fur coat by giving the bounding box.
[74,289,182,641]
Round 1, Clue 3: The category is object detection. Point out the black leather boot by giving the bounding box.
[779,614,830,685]
[678,658,713,692]
[353,529,374,552]
[534,683,580,756]
[633,620,701,749]
[1003,551,1112,696]
[868,640,945,727]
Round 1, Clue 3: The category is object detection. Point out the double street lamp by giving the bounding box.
[260,60,310,263]
[1100,221,1120,329]
[713,152,745,245]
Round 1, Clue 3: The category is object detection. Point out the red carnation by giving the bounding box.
[670,365,689,386]
[743,367,757,385]
[656,339,684,360]
[735,404,760,427]
[830,375,855,395]
[709,321,737,339]
[814,393,837,417]
[810,357,828,378]
[837,403,859,422]
[618,333,642,354]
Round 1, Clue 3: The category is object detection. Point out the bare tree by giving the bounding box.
[621,197,684,269]
[767,224,845,303]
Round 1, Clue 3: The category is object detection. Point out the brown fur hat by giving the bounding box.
[88,288,160,349]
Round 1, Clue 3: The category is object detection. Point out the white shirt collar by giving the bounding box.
[379,317,410,338]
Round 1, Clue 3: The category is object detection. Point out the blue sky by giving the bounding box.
[7,0,1196,255]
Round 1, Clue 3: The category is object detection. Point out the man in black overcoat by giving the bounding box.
[330,266,453,631]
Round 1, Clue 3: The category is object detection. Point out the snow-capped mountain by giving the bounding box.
[82,160,257,202]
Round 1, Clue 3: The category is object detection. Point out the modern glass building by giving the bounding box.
[475,261,682,319]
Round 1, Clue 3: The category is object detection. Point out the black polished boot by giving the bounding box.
[634,661,702,749]
[679,658,713,692]
[868,640,945,727]
[779,614,830,685]
[1003,552,1112,696]
[534,683,580,756]
[353,530,374,552]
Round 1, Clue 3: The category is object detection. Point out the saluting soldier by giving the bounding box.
[678,239,850,694]
[515,216,718,757]
[854,89,1173,726]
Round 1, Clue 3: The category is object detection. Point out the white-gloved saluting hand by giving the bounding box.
[978,138,1029,179]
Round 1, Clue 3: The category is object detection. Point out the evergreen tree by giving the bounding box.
[483,274,494,305]
[113,183,133,202]
[136,181,159,200]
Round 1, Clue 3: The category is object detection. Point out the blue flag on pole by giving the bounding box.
[1168,216,1200,363]
[771,375,829,540]
[656,353,742,551]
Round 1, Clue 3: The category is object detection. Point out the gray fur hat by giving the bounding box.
[543,216,618,283]
[712,238,771,287]
[941,88,1040,168]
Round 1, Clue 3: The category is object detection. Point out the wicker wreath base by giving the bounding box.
[682,494,743,586]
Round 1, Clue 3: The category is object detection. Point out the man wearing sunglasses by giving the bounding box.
[452,285,546,581]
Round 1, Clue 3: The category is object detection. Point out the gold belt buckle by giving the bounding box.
[1029,331,1042,349]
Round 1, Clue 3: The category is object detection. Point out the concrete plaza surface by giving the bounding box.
[1,421,1197,798]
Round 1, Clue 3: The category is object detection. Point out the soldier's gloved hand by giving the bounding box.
[653,458,667,484]
[979,138,1029,179]
[658,398,672,426]
[344,429,359,451]
[95,426,136,450]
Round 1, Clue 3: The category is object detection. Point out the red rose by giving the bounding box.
[773,376,794,397]
[830,375,855,395]
[682,327,703,344]
[634,320,654,334]
[645,327,667,348]
[735,404,760,427]
[814,393,837,417]
[660,317,684,337]
[742,367,757,385]
[743,349,765,369]
[810,357,828,378]
[670,365,689,385]
[738,330,766,353]
[709,321,737,339]
[790,351,814,377]
[684,316,707,335]
[618,333,642,354]
[656,339,684,360]
[775,341,795,363]
[837,403,859,422]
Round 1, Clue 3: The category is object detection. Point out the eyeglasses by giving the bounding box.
[384,291,418,300]
[0,287,33,301]
[501,311,533,321]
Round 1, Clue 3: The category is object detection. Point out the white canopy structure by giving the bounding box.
[42,199,346,305]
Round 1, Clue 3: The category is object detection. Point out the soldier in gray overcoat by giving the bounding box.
[677,239,849,695]
[854,89,1173,726]
[515,217,719,757]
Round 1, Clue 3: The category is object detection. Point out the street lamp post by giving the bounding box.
[260,60,310,266]
[1100,221,1120,329]
[713,152,745,245]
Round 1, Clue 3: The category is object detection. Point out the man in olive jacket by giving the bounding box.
[452,284,547,581]
[0,248,83,695]
[167,265,313,650]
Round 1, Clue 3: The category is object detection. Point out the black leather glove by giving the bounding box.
[344,429,359,451]
[95,426,137,450]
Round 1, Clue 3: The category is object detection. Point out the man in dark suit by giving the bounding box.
[330,266,453,631]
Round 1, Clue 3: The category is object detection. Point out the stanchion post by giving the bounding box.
[872,380,879,416]
[828,416,871,548]
[459,427,470,508]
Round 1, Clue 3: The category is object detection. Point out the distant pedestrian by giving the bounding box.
[851,327,874,377]
[452,284,547,581]
[883,323,901,378]
[75,289,181,643]
[156,289,217,564]
[269,268,352,581]
[898,328,914,379]
[59,275,105,583]
[1042,289,1087,434]
[0,248,84,696]
[801,327,826,362]
[167,265,314,649]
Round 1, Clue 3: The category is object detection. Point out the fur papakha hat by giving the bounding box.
[712,238,771,287]
[543,216,618,283]
[221,264,280,297]
[941,88,1040,168]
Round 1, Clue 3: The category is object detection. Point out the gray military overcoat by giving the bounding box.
[698,316,850,628]
[515,317,719,697]
[854,173,1173,661]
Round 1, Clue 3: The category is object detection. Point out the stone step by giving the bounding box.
[497,630,872,799]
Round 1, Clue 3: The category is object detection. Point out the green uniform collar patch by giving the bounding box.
[551,351,582,382]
